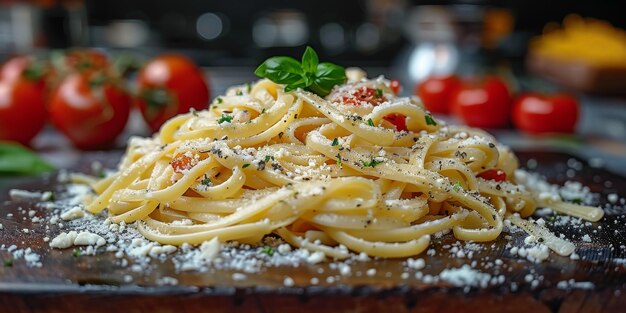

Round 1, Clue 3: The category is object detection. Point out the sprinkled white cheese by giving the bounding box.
[49,231,79,249]
[73,231,106,247]
[306,251,325,264]
[60,206,84,221]
[200,237,221,264]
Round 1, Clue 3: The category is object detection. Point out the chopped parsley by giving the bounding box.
[201,176,212,186]
[73,249,81,258]
[191,108,198,117]
[425,114,437,126]
[362,158,382,168]
[331,138,339,146]
[367,118,375,127]
[265,155,274,162]
[242,163,250,168]
[217,97,223,104]
[236,90,243,96]
[218,114,233,124]
[261,108,266,114]
[453,181,462,191]
[246,83,252,93]
[3,259,13,267]
[336,153,343,169]
[375,88,383,97]
[261,246,274,256]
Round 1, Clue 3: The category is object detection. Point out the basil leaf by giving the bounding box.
[255,47,346,97]
[255,56,304,85]
[0,142,55,176]
[301,46,319,74]
[309,63,346,96]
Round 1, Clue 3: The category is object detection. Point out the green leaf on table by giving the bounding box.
[0,142,55,176]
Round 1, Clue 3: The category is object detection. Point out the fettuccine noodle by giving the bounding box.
[83,72,603,259]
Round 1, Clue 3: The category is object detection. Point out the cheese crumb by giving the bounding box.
[60,206,85,221]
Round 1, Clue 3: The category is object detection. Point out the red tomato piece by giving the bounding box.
[416,75,461,114]
[383,114,408,132]
[341,87,386,106]
[451,76,511,128]
[0,56,48,145]
[390,79,401,95]
[477,169,507,182]
[171,153,196,173]
[135,54,210,132]
[512,93,579,134]
[49,72,131,150]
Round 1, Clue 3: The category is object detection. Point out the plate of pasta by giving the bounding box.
[1,48,625,312]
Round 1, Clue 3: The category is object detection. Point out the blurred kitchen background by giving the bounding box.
[1,0,625,78]
[1,0,626,174]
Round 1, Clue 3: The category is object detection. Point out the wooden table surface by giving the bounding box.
[0,150,625,313]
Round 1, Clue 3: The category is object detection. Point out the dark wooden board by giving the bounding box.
[0,150,625,313]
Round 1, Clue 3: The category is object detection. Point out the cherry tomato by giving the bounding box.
[477,169,507,182]
[0,57,48,145]
[49,72,131,150]
[390,79,401,95]
[512,93,579,134]
[417,75,461,114]
[135,54,210,132]
[451,76,511,128]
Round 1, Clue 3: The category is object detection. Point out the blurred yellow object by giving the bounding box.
[531,15,626,67]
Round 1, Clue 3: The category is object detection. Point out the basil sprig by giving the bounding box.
[254,47,346,97]
[0,142,55,176]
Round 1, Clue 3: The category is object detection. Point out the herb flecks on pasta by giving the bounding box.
[84,70,603,259]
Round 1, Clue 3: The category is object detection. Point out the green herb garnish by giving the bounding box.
[425,114,437,126]
[336,153,343,169]
[0,142,55,176]
[331,138,339,146]
[201,176,212,186]
[375,88,383,97]
[367,118,375,127]
[246,83,251,93]
[73,249,81,258]
[362,158,382,168]
[236,90,243,96]
[453,181,462,191]
[242,163,250,168]
[217,97,223,104]
[261,246,274,256]
[3,259,13,267]
[218,114,233,124]
[254,46,346,97]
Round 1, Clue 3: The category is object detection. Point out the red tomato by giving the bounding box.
[477,169,507,182]
[341,87,386,106]
[49,72,131,150]
[135,54,210,132]
[171,153,197,173]
[63,49,109,72]
[417,75,461,114]
[383,114,408,132]
[390,79,401,95]
[512,93,579,134]
[0,57,48,145]
[451,76,511,128]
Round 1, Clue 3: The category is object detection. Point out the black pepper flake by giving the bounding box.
[488,143,495,148]
[257,160,266,171]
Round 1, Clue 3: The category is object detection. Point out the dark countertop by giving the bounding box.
[1,67,625,313]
